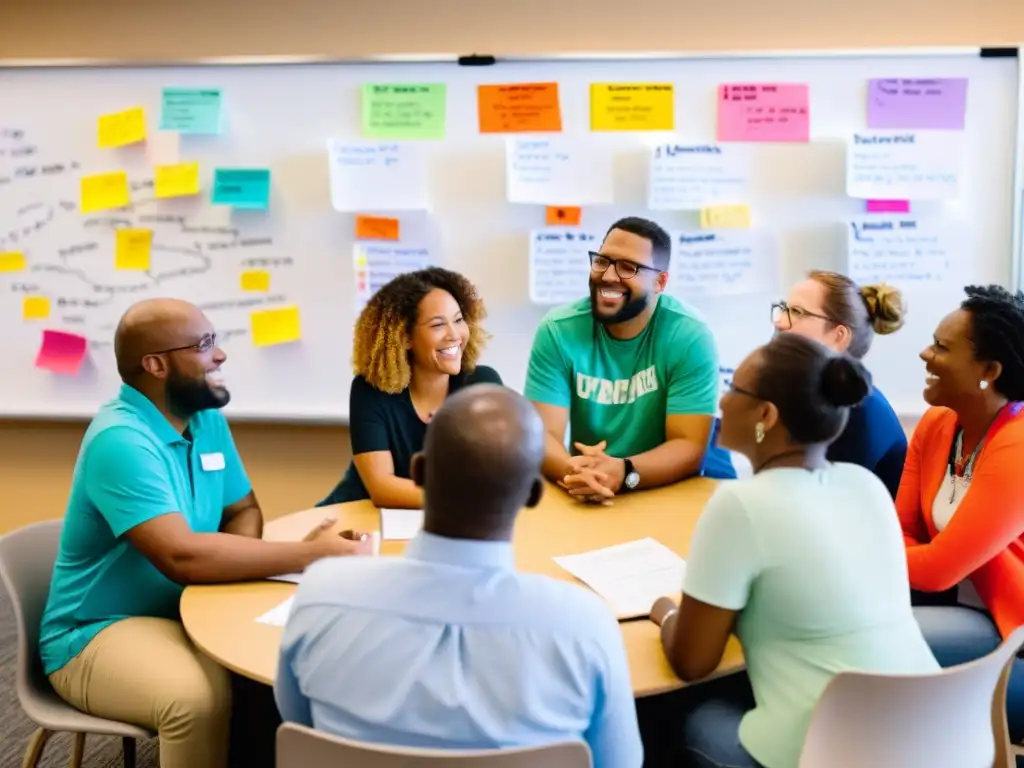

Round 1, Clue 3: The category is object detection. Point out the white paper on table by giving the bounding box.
[266,572,302,584]
[553,538,686,620]
[380,508,424,541]
[255,597,294,627]
[327,139,429,211]
[506,136,614,205]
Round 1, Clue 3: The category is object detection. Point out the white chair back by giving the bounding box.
[276,722,592,767]
[799,624,1024,768]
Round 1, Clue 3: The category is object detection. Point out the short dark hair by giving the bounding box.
[754,333,872,444]
[605,216,671,270]
[961,284,1024,400]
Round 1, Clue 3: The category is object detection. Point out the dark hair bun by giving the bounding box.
[820,355,872,407]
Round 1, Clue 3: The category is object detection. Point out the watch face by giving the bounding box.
[625,472,640,489]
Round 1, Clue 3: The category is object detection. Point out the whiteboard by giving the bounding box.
[0,51,1019,421]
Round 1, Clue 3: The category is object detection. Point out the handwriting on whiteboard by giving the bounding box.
[846,217,958,287]
[666,230,779,297]
[327,140,428,211]
[354,243,433,309]
[506,137,613,205]
[648,144,750,210]
[528,228,597,305]
[846,131,961,200]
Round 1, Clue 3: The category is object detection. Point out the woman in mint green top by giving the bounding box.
[650,333,937,768]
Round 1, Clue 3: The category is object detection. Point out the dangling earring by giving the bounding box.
[755,422,765,444]
[980,380,989,390]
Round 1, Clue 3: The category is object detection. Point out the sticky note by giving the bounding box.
[717,84,810,143]
[251,306,301,347]
[147,131,180,166]
[35,330,88,376]
[98,107,147,148]
[700,204,751,229]
[362,84,447,140]
[22,296,50,320]
[115,229,153,270]
[546,206,582,226]
[80,172,130,214]
[866,199,911,213]
[240,270,271,292]
[160,88,224,134]
[0,251,26,272]
[478,83,562,133]
[355,215,400,241]
[212,168,271,209]
[590,83,674,131]
[867,78,968,131]
[155,162,200,198]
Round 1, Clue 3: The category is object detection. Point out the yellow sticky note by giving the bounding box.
[81,172,130,214]
[251,306,301,347]
[700,204,751,229]
[98,106,147,148]
[590,83,674,131]
[115,229,153,271]
[155,162,200,198]
[22,296,50,320]
[240,270,271,292]
[0,251,27,272]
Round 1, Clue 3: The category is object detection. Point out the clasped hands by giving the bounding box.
[558,440,626,505]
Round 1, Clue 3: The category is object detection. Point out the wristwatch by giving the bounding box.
[622,458,640,491]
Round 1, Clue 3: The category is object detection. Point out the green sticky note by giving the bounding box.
[361,83,447,140]
[212,168,270,209]
[160,88,223,134]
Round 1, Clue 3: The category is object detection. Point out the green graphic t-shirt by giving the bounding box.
[524,294,720,459]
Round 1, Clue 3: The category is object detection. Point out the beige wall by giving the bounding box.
[1,0,1014,534]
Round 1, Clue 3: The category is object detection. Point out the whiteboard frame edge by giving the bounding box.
[0,46,986,69]
[1013,45,1024,292]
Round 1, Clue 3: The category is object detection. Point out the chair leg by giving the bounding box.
[21,728,53,768]
[69,732,85,768]
[122,737,137,768]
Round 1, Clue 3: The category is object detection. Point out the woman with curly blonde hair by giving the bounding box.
[770,270,907,498]
[317,267,502,509]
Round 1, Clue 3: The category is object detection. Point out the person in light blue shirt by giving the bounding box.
[651,333,937,768]
[275,384,644,768]
[39,298,366,768]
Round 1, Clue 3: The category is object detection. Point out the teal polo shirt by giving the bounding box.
[39,384,252,675]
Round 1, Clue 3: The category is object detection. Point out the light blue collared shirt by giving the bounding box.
[275,531,643,768]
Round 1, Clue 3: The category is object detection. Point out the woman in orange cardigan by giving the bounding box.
[897,284,1024,741]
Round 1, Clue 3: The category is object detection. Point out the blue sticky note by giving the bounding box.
[160,88,223,134]
[212,168,271,209]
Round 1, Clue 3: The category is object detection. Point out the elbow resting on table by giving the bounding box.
[668,652,721,684]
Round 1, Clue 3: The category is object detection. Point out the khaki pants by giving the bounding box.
[49,617,232,768]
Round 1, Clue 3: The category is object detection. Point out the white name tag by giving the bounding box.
[200,452,225,472]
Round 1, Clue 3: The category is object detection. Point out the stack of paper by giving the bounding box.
[381,508,424,540]
[255,597,294,627]
[553,538,686,620]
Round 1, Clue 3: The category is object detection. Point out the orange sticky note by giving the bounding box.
[546,206,582,226]
[477,83,562,133]
[355,215,400,241]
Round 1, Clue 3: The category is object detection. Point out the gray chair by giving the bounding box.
[0,519,153,768]
[276,722,593,767]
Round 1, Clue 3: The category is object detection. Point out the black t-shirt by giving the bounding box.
[316,365,503,506]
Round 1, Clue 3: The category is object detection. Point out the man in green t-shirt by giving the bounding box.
[524,216,735,501]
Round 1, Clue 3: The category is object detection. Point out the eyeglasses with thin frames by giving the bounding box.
[147,333,218,357]
[588,251,662,281]
[770,301,837,330]
[729,382,760,400]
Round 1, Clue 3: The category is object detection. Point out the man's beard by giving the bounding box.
[589,282,650,325]
[166,369,229,419]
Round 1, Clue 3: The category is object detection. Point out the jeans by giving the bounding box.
[914,605,1024,744]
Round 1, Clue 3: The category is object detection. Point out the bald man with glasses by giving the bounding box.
[39,298,369,768]
[524,217,736,505]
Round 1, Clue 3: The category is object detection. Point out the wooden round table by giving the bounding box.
[180,478,745,697]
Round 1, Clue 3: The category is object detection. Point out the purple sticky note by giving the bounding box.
[867,78,968,130]
[866,199,911,213]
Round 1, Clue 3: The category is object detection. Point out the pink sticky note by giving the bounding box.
[866,199,911,213]
[717,83,810,142]
[35,330,88,375]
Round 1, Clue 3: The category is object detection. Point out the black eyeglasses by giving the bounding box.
[147,333,218,356]
[588,252,662,280]
[771,301,837,330]
[729,382,760,400]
